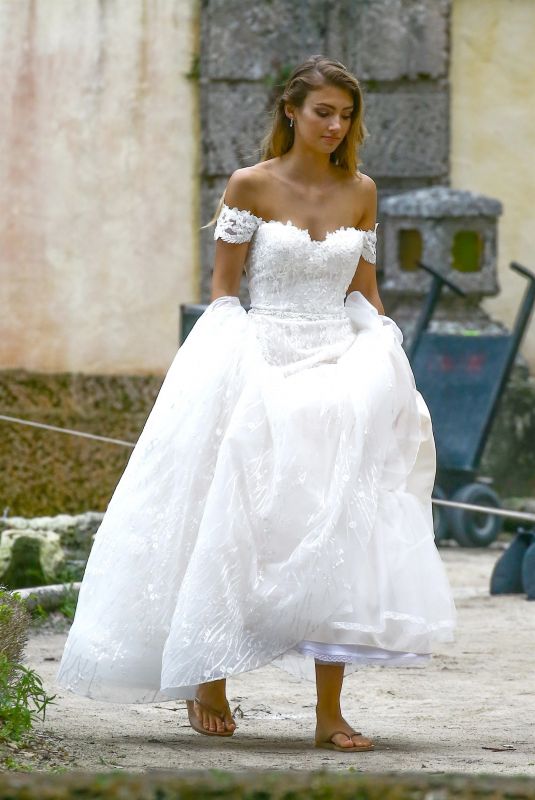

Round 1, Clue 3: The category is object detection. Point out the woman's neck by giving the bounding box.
[279,146,334,188]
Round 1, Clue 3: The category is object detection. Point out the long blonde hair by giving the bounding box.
[203,54,368,228]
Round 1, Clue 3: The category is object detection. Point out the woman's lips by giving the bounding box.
[322,136,340,142]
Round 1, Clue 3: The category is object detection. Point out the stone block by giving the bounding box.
[202,82,272,176]
[202,0,327,80]
[0,511,104,561]
[360,91,449,178]
[381,187,502,218]
[346,0,450,80]
[0,529,64,589]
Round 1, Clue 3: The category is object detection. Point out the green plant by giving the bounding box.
[58,582,78,620]
[0,587,30,665]
[49,563,81,620]
[0,585,57,742]
[185,52,200,80]
[263,62,294,111]
[1,754,34,771]
[263,62,294,92]
[28,599,48,622]
[0,653,57,742]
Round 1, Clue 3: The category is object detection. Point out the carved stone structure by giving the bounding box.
[380,187,503,297]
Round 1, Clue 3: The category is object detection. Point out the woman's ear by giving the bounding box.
[284,103,294,122]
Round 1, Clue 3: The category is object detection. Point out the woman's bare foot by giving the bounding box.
[192,679,236,734]
[314,662,373,751]
[315,705,374,750]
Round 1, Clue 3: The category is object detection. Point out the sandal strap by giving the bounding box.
[194,695,231,721]
[329,730,363,741]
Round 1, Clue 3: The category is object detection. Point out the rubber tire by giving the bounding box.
[490,532,533,594]
[432,485,450,543]
[522,539,535,600]
[446,483,503,547]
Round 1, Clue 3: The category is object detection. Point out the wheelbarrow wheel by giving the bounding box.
[432,485,450,543]
[447,483,503,547]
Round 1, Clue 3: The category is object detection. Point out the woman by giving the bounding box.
[56,54,457,753]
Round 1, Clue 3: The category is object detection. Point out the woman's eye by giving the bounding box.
[317,111,352,120]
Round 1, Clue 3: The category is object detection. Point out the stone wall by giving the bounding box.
[199,0,451,302]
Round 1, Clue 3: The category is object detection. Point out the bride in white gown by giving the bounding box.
[56,54,456,752]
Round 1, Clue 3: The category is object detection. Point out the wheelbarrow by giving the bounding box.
[407,261,535,547]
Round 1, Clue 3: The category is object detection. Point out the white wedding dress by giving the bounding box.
[56,203,457,703]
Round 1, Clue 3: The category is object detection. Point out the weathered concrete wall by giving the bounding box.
[450,0,535,370]
[0,0,200,376]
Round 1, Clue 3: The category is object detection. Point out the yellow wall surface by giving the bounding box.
[451,0,535,369]
[0,1,200,375]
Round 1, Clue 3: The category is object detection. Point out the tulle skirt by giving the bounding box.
[55,291,456,703]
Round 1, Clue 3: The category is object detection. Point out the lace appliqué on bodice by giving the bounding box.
[214,204,263,244]
[361,229,377,264]
[214,203,378,264]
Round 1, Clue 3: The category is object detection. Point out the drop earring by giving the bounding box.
[289,117,294,128]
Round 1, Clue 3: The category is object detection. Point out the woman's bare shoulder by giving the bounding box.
[352,170,376,193]
[350,171,377,228]
[224,161,277,215]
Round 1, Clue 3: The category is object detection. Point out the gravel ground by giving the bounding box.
[3,542,535,775]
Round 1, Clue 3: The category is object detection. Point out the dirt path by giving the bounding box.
[13,543,535,774]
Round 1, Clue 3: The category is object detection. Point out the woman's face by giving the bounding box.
[288,84,354,153]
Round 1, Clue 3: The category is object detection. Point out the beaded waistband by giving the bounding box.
[248,305,347,321]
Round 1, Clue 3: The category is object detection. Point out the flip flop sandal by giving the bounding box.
[315,730,375,752]
[186,695,236,737]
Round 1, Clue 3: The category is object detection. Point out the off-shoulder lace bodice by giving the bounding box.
[214,203,378,319]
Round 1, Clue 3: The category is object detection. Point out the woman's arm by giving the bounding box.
[345,176,385,315]
[211,168,258,301]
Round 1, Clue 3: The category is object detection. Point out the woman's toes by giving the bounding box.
[333,733,353,748]
[352,734,373,748]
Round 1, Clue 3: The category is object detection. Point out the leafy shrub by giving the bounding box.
[0,586,57,742]
[0,586,30,667]
[0,655,57,742]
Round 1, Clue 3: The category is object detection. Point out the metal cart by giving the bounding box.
[408,261,535,547]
